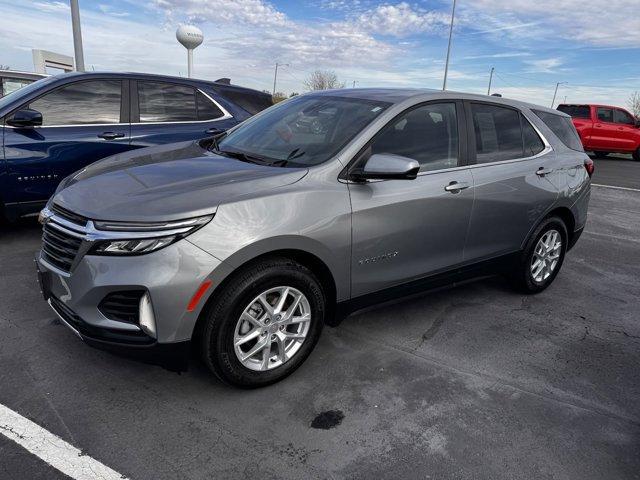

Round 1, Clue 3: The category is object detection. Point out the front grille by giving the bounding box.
[50,296,154,345]
[41,224,83,273]
[51,203,87,226]
[98,290,145,324]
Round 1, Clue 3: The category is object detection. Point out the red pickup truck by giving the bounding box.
[557,104,640,161]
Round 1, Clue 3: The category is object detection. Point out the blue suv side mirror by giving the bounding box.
[7,108,43,128]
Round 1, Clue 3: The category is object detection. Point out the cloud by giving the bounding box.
[524,57,564,73]
[462,52,532,60]
[355,2,450,36]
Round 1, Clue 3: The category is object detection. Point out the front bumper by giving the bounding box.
[36,239,229,345]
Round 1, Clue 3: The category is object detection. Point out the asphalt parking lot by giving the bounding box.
[1,158,639,479]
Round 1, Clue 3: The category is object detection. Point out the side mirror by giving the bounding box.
[350,153,420,181]
[6,108,43,128]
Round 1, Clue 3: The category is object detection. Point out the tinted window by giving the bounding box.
[522,115,545,156]
[28,80,121,126]
[218,95,389,167]
[2,78,34,97]
[371,102,459,171]
[218,87,273,114]
[597,107,613,123]
[471,103,523,163]
[138,81,197,122]
[533,110,584,152]
[613,109,634,125]
[557,104,590,119]
[195,90,224,120]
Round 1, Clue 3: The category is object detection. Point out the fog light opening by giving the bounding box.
[139,292,157,339]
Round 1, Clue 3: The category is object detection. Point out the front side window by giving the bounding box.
[597,107,613,123]
[218,95,390,167]
[27,80,122,126]
[370,102,459,172]
[613,109,634,125]
[471,103,523,163]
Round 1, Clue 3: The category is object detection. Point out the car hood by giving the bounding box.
[53,140,308,222]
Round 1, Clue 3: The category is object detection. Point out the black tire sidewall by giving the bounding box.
[202,259,325,388]
[518,217,568,293]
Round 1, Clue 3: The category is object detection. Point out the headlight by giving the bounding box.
[89,214,213,256]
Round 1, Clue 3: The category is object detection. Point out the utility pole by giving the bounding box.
[442,0,457,91]
[487,67,494,95]
[272,62,289,96]
[551,82,567,108]
[70,0,85,72]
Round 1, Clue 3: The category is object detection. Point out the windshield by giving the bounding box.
[217,95,391,167]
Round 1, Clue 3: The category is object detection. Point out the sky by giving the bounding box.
[0,0,638,108]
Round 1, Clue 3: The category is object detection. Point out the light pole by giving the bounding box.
[551,82,567,108]
[487,67,495,95]
[273,62,289,95]
[442,0,457,91]
[70,0,85,72]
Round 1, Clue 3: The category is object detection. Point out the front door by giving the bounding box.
[612,108,638,152]
[3,79,130,213]
[590,107,623,151]
[349,101,474,297]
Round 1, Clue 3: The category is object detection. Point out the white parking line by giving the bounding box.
[592,183,640,192]
[0,403,127,480]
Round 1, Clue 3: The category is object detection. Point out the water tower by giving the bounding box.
[176,25,203,78]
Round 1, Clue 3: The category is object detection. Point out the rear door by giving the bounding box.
[129,80,237,148]
[590,107,622,151]
[463,101,559,262]
[349,101,474,297]
[3,78,131,212]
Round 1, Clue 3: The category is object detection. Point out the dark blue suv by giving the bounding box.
[0,72,272,220]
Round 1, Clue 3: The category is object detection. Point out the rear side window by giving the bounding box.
[28,80,122,126]
[533,110,584,152]
[217,87,273,115]
[372,102,459,172]
[470,103,523,163]
[557,104,590,119]
[137,82,223,122]
[597,107,613,123]
[522,116,545,157]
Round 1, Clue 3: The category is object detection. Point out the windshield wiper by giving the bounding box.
[216,149,271,166]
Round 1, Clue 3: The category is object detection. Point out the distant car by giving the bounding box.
[0,70,47,98]
[0,72,273,220]
[36,89,592,387]
[557,103,640,161]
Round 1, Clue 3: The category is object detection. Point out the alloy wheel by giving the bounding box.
[530,229,562,283]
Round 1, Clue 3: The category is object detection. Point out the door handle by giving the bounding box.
[98,132,125,140]
[536,167,552,177]
[205,127,225,135]
[444,181,470,193]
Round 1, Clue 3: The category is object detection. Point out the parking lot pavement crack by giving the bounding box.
[339,326,640,427]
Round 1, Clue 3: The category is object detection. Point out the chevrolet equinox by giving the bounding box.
[36,89,592,387]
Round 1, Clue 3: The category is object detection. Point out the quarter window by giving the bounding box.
[371,102,459,172]
[613,109,634,125]
[137,82,224,123]
[597,107,613,123]
[27,80,122,126]
[522,115,545,156]
[470,103,523,163]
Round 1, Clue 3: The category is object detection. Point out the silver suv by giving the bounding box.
[36,89,592,387]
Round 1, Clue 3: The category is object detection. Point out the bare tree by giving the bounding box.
[628,91,640,118]
[303,70,345,91]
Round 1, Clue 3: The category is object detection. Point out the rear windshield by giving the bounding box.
[533,110,584,152]
[557,104,591,119]
[218,87,273,115]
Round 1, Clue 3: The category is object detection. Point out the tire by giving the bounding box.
[510,216,568,294]
[200,257,325,388]
[593,151,609,158]
[633,148,640,162]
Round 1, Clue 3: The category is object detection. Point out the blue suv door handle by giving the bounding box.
[98,132,125,140]
[205,127,225,135]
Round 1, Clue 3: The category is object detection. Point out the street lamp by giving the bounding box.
[70,0,85,72]
[442,0,457,91]
[273,62,289,95]
[551,82,567,108]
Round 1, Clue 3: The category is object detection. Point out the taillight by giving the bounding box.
[584,158,594,178]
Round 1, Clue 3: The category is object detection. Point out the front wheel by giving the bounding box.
[200,257,325,388]
[510,216,568,294]
[632,148,640,162]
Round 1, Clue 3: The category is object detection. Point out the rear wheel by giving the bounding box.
[200,257,325,388]
[510,216,567,294]
[593,151,609,158]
